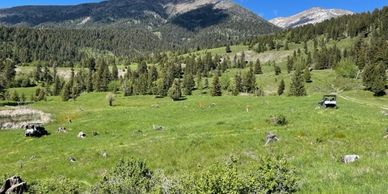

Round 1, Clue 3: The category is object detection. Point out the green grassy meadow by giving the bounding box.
[1,85,387,193]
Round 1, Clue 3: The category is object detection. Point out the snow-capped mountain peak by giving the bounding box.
[269,7,353,28]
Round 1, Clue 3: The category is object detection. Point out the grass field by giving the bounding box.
[1,83,387,193]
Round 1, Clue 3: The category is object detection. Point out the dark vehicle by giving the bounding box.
[319,95,337,108]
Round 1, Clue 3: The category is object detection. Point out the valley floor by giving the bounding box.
[0,88,387,193]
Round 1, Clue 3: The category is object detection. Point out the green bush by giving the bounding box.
[267,114,288,126]
[93,158,154,193]
[28,177,83,194]
[335,58,359,78]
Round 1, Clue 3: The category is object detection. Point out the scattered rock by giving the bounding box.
[0,176,27,194]
[151,104,160,109]
[342,155,359,164]
[265,132,279,145]
[69,157,76,163]
[57,127,67,133]
[153,124,165,131]
[101,151,108,158]
[78,132,86,139]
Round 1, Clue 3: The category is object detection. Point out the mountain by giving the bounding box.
[269,7,353,28]
[0,0,279,50]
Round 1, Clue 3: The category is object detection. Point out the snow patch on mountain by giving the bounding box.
[269,7,353,28]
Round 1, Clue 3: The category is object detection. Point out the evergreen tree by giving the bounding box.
[304,68,312,83]
[243,67,256,93]
[284,40,289,50]
[278,79,285,96]
[287,56,293,74]
[4,60,16,87]
[225,45,232,53]
[112,63,119,80]
[34,64,42,82]
[168,79,182,101]
[10,90,20,102]
[274,65,281,76]
[370,63,386,96]
[303,41,308,54]
[289,67,306,96]
[254,59,263,74]
[183,73,195,95]
[53,77,62,96]
[62,82,72,101]
[204,78,209,89]
[211,74,222,96]
[232,73,242,96]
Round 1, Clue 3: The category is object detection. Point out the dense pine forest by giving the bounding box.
[1,6,386,101]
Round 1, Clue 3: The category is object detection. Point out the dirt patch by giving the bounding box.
[0,107,51,129]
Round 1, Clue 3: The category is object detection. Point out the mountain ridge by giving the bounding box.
[269,7,353,28]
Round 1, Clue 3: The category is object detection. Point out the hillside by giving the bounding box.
[0,0,279,53]
[270,7,353,28]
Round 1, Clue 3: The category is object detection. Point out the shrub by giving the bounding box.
[93,158,154,193]
[247,157,300,193]
[335,58,359,78]
[267,114,288,126]
[29,177,83,194]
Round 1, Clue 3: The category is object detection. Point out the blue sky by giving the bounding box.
[0,0,387,20]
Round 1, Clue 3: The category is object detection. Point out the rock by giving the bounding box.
[342,155,359,164]
[265,132,279,145]
[78,132,86,139]
[57,127,67,133]
[152,125,164,131]
[69,157,76,163]
[0,176,27,194]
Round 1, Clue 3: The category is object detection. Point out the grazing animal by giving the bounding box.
[342,155,360,164]
[78,132,86,139]
[265,132,279,145]
[0,176,27,194]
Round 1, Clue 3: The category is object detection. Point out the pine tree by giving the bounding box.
[34,64,42,82]
[168,79,182,101]
[211,74,222,96]
[4,60,16,87]
[254,59,263,74]
[284,40,289,50]
[112,63,119,80]
[274,65,281,76]
[243,67,256,93]
[232,73,242,96]
[370,63,386,96]
[62,82,72,101]
[53,77,62,96]
[204,78,209,89]
[289,67,306,96]
[303,41,308,54]
[362,63,374,90]
[278,79,285,96]
[304,68,312,83]
[10,90,20,102]
[287,56,293,74]
[183,73,195,95]
[225,45,232,53]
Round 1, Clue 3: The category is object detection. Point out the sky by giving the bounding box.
[0,0,386,20]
